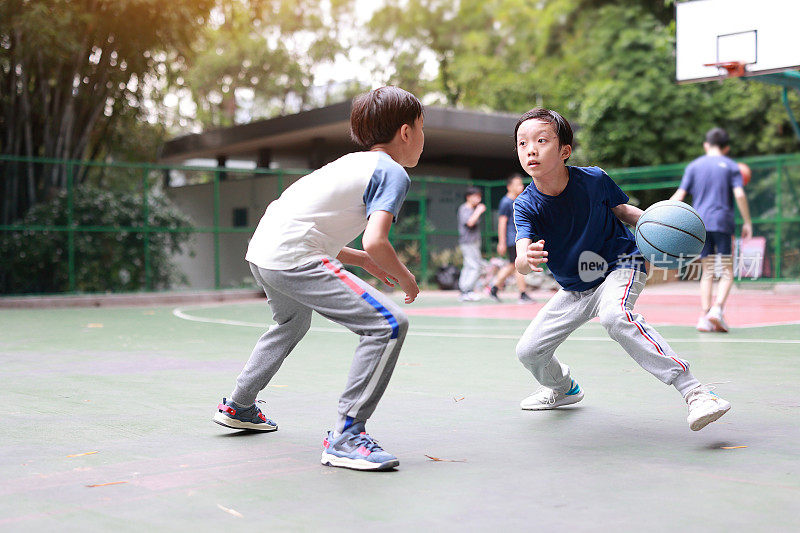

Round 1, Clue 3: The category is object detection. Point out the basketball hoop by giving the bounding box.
[703,61,747,77]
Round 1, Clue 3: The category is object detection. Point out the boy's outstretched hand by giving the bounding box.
[362,254,418,304]
[398,272,419,304]
[526,240,548,272]
[362,255,399,288]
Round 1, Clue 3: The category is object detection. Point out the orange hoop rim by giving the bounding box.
[703,61,747,77]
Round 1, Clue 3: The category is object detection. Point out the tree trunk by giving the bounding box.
[18,62,37,208]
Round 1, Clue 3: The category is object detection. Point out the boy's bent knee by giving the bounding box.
[516,338,545,365]
[393,311,409,338]
[276,310,312,332]
[298,313,313,335]
[598,306,627,330]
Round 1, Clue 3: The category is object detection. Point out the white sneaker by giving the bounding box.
[520,382,584,410]
[696,315,714,332]
[459,291,481,301]
[685,386,731,431]
[706,306,729,333]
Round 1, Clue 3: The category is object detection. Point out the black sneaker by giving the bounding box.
[518,292,533,303]
[213,398,278,431]
[489,285,501,302]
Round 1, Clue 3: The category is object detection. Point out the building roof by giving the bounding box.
[160,101,521,166]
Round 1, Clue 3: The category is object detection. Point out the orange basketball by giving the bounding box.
[737,162,751,186]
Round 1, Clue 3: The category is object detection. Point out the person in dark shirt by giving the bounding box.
[671,127,752,332]
[489,174,533,303]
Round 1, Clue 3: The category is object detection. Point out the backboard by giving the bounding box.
[676,0,800,83]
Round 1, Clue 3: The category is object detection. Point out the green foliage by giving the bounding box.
[565,6,797,166]
[181,0,354,127]
[0,186,193,294]
[0,0,215,222]
[363,1,800,167]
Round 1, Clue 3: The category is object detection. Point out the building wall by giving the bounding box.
[167,163,489,289]
[167,174,301,289]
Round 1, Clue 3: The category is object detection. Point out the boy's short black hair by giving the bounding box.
[506,173,524,185]
[514,108,573,160]
[350,86,424,148]
[705,127,730,148]
[464,186,482,198]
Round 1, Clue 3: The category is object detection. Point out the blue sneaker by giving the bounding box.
[213,398,277,431]
[321,422,399,471]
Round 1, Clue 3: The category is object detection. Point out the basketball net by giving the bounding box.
[703,61,747,78]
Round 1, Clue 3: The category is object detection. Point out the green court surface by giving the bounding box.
[1,293,799,531]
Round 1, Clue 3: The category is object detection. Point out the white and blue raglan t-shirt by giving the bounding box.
[245,151,410,270]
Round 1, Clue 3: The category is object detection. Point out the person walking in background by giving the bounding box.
[671,127,753,333]
[458,186,485,301]
[490,174,533,303]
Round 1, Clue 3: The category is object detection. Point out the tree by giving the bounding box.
[0,0,214,224]
[362,0,799,167]
[366,0,494,105]
[180,0,354,128]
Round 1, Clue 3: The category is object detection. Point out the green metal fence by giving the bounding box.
[2,152,800,296]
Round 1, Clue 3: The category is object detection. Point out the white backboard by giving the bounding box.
[676,0,800,83]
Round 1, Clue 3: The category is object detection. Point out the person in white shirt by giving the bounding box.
[213,87,424,471]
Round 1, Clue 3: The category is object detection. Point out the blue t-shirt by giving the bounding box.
[513,166,644,292]
[497,195,516,245]
[679,155,743,234]
[362,152,410,221]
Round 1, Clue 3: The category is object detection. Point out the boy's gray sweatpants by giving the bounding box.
[516,269,700,396]
[232,259,409,433]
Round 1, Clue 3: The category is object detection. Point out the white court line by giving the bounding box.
[172,301,800,329]
[171,303,528,330]
[172,306,800,344]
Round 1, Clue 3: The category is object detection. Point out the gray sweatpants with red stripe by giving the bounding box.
[516,268,700,397]
[231,260,409,433]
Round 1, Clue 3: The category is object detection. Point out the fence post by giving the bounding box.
[775,161,783,279]
[419,182,429,284]
[142,167,152,291]
[483,184,493,255]
[67,163,76,293]
[213,168,221,289]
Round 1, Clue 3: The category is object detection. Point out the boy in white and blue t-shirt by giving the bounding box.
[213,87,424,471]
[512,108,731,431]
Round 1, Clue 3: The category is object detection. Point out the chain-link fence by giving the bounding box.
[2,153,800,295]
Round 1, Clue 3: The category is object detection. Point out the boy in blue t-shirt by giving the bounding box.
[512,108,731,431]
[212,87,424,470]
[671,127,753,333]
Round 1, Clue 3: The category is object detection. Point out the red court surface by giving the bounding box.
[407,284,800,327]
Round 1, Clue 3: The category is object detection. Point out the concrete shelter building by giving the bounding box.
[161,101,520,289]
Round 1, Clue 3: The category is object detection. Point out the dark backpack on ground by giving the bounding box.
[435,265,460,290]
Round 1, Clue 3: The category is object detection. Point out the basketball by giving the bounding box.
[738,162,751,186]
[635,200,706,269]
